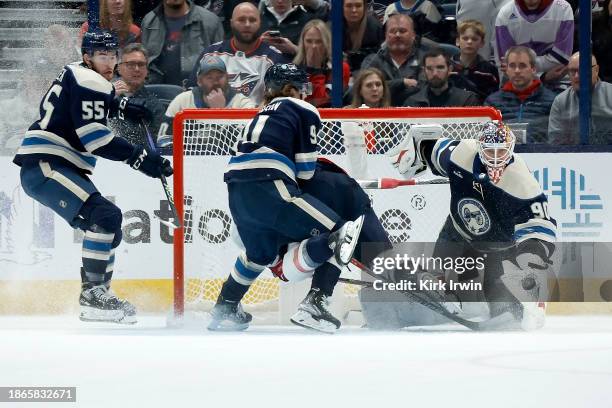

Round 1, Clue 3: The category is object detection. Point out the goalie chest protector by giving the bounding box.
[428,138,556,250]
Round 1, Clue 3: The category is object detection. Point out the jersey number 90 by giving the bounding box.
[531,202,550,220]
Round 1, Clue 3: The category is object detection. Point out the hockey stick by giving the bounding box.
[357,177,449,190]
[141,119,181,229]
[345,259,516,331]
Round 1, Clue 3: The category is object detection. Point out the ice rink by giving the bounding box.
[1,315,612,408]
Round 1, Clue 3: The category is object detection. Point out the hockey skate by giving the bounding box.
[79,285,137,324]
[290,288,341,334]
[328,215,365,265]
[207,297,252,331]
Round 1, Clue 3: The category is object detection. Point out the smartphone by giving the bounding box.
[268,30,281,37]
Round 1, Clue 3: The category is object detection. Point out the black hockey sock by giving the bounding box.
[304,233,333,264]
[311,262,342,297]
[219,275,251,302]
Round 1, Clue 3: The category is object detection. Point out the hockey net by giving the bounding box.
[172,107,501,321]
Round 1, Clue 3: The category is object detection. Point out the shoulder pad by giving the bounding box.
[67,64,113,95]
[496,154,543,199]
[277,97,321,120]
[449,139,479,172]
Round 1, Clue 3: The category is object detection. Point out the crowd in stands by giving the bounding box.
[2,0,612,153]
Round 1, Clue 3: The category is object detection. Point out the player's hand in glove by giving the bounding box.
[127,147,173,178]
[111,96,154,121]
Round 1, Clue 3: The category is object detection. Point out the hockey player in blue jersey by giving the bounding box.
[208,64,366,333]
[13,30,173,324]
[363,121,558,330]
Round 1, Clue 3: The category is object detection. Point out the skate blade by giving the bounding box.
[79,306,137,325]
[290,310,338,334]
[339,215,365,264]
[207,319,249,332]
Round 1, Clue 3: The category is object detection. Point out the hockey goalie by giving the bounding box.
[360,121,558,331]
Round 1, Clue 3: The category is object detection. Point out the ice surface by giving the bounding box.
[1,315,611,408]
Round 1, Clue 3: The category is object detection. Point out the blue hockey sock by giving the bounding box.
[304,233,333,264]
[221,253,266,302]
[81,230,114,287]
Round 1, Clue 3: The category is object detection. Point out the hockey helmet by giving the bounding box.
[264,63,312,96]
[477,121,515,169]
[81,29,118,56]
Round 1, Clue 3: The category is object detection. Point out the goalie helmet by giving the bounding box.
[81,29,118,56]
[264,63,312,96]
[477,121,515,170]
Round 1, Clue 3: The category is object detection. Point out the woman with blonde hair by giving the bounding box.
[343,0,384,72]
[346,68,390,152]
[80,0,141,48]
[348,67,390,108]
[293,19,350,107]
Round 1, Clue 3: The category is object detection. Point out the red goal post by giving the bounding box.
[171,107,502,319]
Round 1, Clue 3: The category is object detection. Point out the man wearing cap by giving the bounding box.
[157,55,256,146]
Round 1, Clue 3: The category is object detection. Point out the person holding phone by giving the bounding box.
[260,0,315,57]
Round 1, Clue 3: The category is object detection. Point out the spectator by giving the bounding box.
[260,0,330,20]
[293,19,350,107]
[188,2,289,105]
[110,43,165,145]
[343,0,385,72]
[485,46,556,143]
[450,19,500,102]
[361,13,425,106]
[141,0,224,86]
[494,0,574,92]
[158,55,256,146]
[260,0,316,57]
[347,67,391,108]
[383,0,442,42]
[403,49,480,107]
[548,52,612,144]
[592,0,612,83]
[80,0,141,48]
[456,0,512,61]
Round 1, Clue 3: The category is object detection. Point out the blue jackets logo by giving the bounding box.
[457,198,491,235]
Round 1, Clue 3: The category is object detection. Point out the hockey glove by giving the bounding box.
[127,147,173,178]
[111,96,153,121]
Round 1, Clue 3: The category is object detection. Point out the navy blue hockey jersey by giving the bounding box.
[425,138,557,250]
[224,97,321,184]
[13,63,116,174]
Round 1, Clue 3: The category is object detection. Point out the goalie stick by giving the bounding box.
[141,119,181,229]
[340,259,514,331]
[357,177,449,189]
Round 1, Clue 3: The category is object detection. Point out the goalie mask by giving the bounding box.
[264,63,312,97]
[478,121,515,182]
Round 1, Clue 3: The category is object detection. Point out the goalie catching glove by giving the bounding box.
[110,96,154,121]
[386,124,443,178]
[501,239,555,302]
[127,147,173,178]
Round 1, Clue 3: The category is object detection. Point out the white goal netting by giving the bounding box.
[173,107,501,319]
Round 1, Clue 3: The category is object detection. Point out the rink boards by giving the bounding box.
[1,153,612,313]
